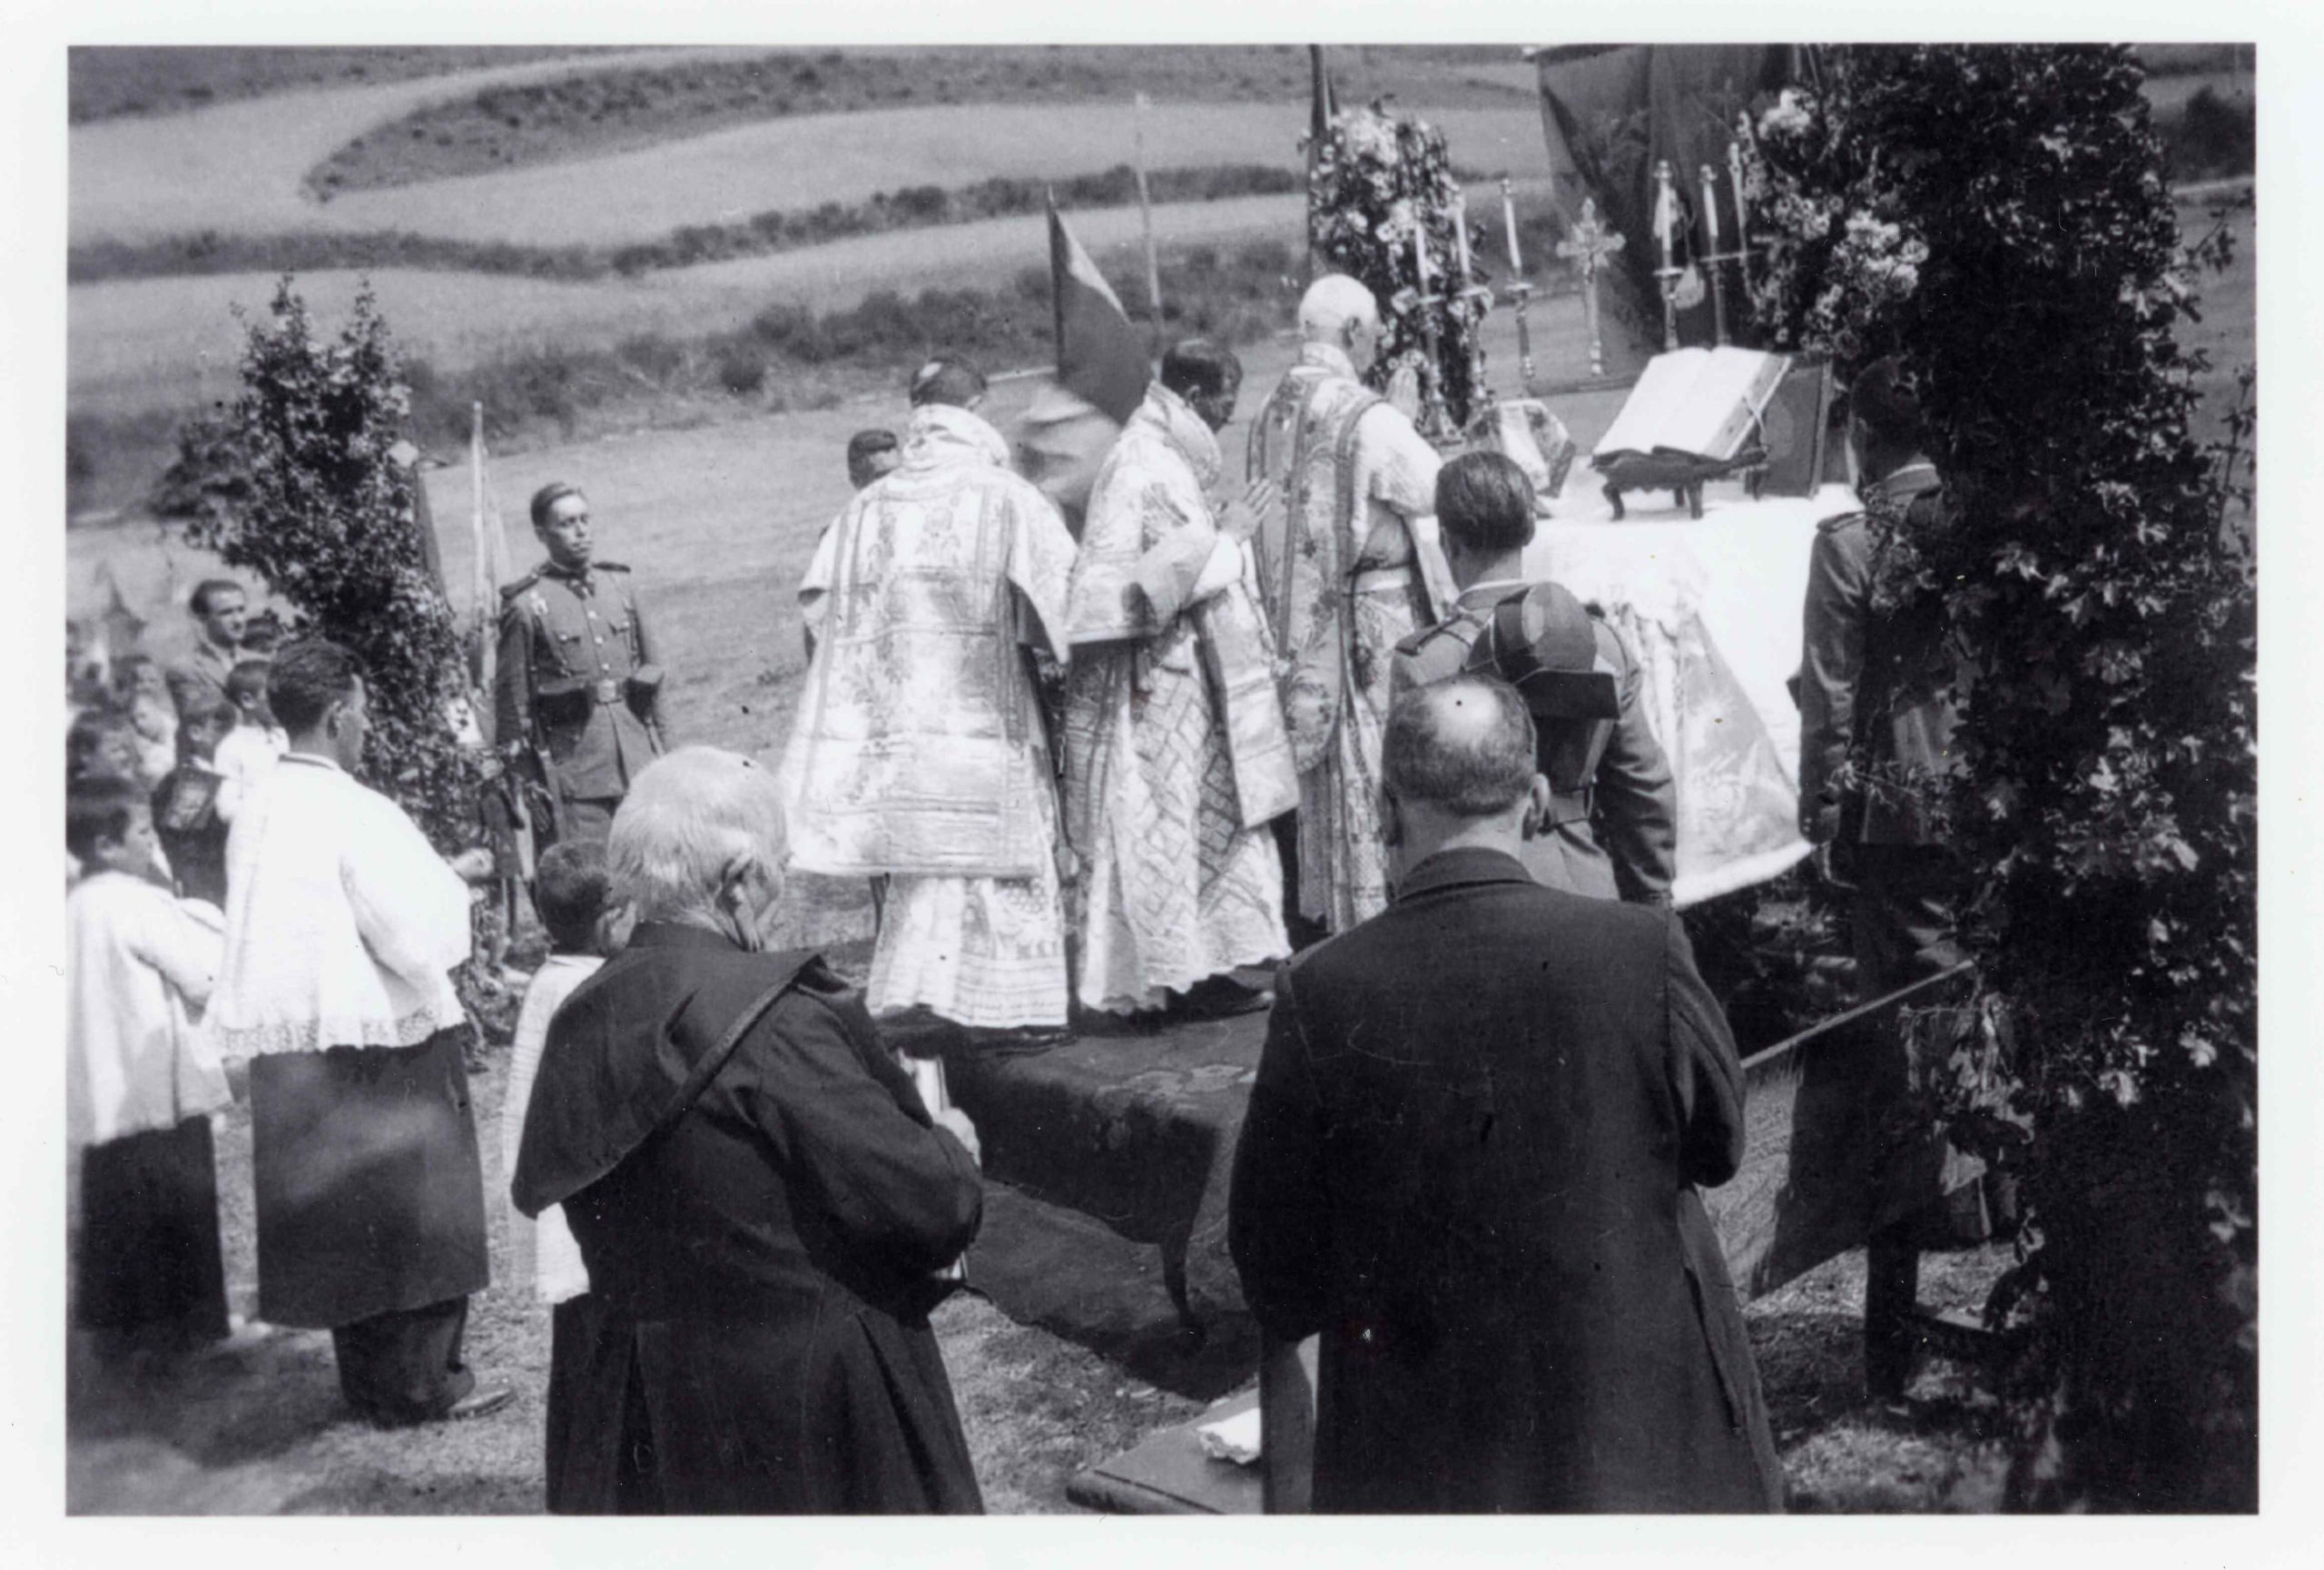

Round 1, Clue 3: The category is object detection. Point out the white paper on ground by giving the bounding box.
[1196,1406,1263,1466]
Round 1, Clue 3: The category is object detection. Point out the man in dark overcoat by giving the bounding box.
[512,747,985,1514]
[1228,676,1782,1512]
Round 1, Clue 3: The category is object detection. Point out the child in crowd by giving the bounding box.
[151,698,242,908]
[113,656,179,788]
[68,710,144,787]
[68,712,170,888]
[66,777,236,1361]
[212,657,288,805]
[498,843,621,1316]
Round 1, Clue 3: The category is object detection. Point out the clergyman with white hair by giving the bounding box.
[511,746,986,1515]
[1246,272,1451,939]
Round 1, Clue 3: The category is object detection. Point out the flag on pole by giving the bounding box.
[1305,44,1337,281]
[1048,194,1150,425]
[1018,199,1151,530]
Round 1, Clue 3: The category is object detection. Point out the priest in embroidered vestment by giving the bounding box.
[777,359,1080,1031]
[1061,341,1295,1017]
[1246,274,1449,934]
[209,638,509,1427]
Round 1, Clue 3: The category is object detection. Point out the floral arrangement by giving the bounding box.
[1305,101,1489,430]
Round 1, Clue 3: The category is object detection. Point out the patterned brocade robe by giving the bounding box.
[776,403,1080,1029]
[1246,341,1447,933]
[1061,384,1293,1014]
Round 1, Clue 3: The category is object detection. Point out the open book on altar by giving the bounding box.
[1592,347,1790,467]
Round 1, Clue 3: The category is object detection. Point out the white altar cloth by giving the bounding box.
[1413,479,1857,906]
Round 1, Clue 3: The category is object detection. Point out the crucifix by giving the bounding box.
[1556,197,1626,379]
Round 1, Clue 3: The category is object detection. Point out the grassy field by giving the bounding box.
[307,44,1532,194]
[66,45,627,123]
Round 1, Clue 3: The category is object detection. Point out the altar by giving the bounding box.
[1412,470,1853,907]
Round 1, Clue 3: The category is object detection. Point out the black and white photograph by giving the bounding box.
[14,0,2311,1554]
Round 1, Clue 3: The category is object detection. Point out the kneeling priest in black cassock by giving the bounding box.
[513,746,987,1515]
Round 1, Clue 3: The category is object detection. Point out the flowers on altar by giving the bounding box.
[1305,100,1490,430]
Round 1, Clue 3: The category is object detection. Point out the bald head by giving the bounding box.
[1298,274,1384,371]
[1384,676,1539,818]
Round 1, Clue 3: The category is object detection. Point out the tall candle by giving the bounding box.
[1502,180,1523,274]
[1453,194,1473,281]
[1413,222,1431,290]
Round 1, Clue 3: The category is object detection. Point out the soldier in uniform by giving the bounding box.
[1392,451,1676,904]
[1797,355,1985,1401]
[496,482,666,849]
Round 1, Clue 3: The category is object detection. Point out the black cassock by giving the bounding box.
[512,923,984,1515]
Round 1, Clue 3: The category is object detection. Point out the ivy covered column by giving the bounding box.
[1745,45,2256,1509]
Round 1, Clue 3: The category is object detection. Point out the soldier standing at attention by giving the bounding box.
[496,482,666,849]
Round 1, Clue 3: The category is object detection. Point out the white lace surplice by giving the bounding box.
[1062,386,1287,1014]
[779,404,1079,1027]
[211,755,472,1057]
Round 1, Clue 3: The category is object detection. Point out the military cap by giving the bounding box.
[1470,582,1620,722]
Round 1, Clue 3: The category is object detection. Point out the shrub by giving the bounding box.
[1748,44,2256,1509]
[714,343,768,395]
[162,278,480,854]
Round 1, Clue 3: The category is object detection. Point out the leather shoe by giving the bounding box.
[438,1384,515,1423]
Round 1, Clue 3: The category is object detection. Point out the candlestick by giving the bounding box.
[1412,222,1431,290]
[1651,160,1681,352]
[1501,177,1522,274]
[1728,140,1753,296]
[1453,193,1473,282]
[1700,163,1729,346]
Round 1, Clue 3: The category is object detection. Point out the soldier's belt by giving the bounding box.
[590,678,623,705]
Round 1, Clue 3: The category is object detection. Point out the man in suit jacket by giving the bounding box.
[1227,675,1781,1513]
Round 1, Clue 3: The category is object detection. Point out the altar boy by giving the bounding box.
[66,777,235,1357]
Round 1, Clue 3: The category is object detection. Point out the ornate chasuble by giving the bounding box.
[1246,343,1445,929]
[1060,385,1291,1012]
[778,405,1078,880]
[1063,385,1296,834]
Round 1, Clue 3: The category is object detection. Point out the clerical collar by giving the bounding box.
[1299,341,1358,380]
[281,750,343,774]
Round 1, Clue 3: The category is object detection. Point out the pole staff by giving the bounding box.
[1135,93,1163,343]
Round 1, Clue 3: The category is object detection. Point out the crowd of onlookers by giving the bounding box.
[64,578,290,1364]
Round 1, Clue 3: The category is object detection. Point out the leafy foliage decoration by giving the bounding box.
[162,278,484,858]
[1746,46,2255,1508]
[1305,101,1489,426]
